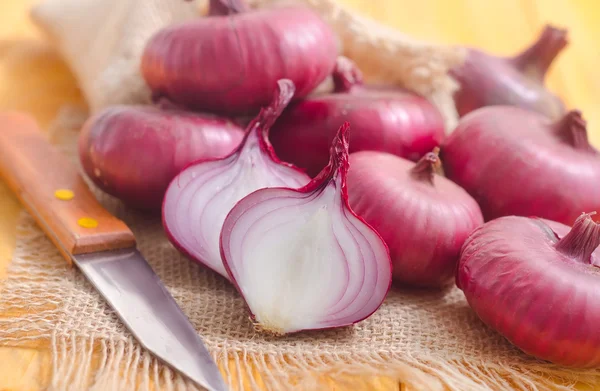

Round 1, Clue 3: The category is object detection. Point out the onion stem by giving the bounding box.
[245,79,296,158]
[332,56,364,93]
[208,0,248,16]
[555,213,600,264]
[512,25,568,82]
[312,122,351,186]
[553,110,594,152]
[409,147,442,184]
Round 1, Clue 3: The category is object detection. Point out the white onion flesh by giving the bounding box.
[163,80,310,278]
[220,124,392,334]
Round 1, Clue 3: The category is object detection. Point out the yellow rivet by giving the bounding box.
[54,189,74,201]
[78,217,98,229]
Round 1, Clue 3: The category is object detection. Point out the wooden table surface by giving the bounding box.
[0,0,599,390]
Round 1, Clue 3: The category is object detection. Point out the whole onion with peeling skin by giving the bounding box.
[220,123,392,335]
[451,25,567,119]
[162,80,310,279]
[141,0,338,116]
[442,106,600,226]
[347,149,483,288]
[458,213,600,367]
[270,56,445,177]
[78,105,244,210]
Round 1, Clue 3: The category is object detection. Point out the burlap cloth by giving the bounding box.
[0,0,599,390]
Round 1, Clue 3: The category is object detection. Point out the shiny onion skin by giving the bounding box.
[270,56,446,177]
[442,106,600,225]
[220,123,392,334]
[451,25,567,119]
[141,0,337,116]
[162,80,310,279]
[78,105,244,210]
[457,213,600,367]
[347,149,483,288]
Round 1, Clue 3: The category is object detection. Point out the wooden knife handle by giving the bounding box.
[0,112,136,264]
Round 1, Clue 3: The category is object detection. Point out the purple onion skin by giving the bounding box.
[451,25,567,119]
[347,150,483,288]
[141,2,337,116]
[79,105,244,210]
[270,57,445,177]
[457,214,600,367]
[442,106,600,226]
[271,88,445,177]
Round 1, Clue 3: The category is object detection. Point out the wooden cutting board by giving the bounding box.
[0,0,599,389]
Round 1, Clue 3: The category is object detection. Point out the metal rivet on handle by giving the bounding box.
[78,217,98,228]
[54,189,74,201]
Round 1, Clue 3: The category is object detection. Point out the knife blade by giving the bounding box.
[0,112,227,391]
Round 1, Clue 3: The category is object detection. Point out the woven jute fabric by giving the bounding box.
[1,108,600,390]
[31,0,464,131]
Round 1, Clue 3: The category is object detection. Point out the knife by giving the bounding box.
[0,112,227,391]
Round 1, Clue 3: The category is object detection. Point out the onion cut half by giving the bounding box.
[162,80,310,278]
[220,123,392,334]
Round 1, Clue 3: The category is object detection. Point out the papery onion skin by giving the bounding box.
[162,79,310,279]
[78,105,244,210]
[442,106,600,225]
[270,56,445,177]
[220,123,392,334]
[347,149,483,288]
[451,25,567,119]
[457,213,600,367]
[141,0,338,116]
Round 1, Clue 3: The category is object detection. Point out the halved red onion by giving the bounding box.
[220,123,392,334]
[162,80,310,278]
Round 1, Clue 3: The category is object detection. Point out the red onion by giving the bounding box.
[451,25,567,119]
[220,123,392,334]
[270,56,446,177]
[457,212,600,367]
[78,105,244,210]
[346,149,483,288]
[163,80,310,279]
[442,106,600,225]
[141,0,338,116]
